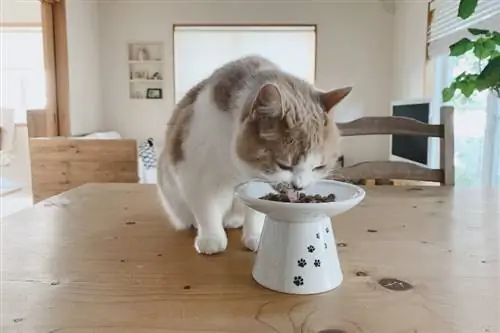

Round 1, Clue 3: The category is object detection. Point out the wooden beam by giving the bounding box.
[52,0,70,136]
[40,0,70,137]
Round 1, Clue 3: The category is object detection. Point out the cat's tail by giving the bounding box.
[156,151,195,230]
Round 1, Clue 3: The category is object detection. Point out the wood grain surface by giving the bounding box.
[2,184,498,333]
[29,138,138,203]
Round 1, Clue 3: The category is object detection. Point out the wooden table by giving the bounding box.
[2,184,499,333]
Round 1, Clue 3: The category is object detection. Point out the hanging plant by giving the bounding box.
[442,0,500,102]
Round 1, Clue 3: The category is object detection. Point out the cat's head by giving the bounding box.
[235,81,351,190]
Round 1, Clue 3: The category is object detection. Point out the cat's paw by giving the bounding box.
[242,234,261,252]
[195,234,228,254]
[223,214,244,229]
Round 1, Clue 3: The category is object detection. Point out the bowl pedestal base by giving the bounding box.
[252,216,343,295]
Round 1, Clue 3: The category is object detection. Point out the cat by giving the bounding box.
[157,55,351,255]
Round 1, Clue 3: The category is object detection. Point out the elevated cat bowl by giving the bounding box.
[235,179,365,295]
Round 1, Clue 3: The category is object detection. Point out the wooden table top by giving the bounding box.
[2,184,499,333]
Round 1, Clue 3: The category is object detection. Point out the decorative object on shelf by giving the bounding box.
[134,71,148,79]
[151,72,162,80]
[146,88,162,99]
[136,47,150,61]
[442,0,500,102]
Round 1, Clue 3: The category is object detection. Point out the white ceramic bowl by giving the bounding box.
[235,179,366,222]
[235,179,366,295]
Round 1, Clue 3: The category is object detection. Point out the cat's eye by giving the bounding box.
[313,164,327,171]
[277,162,293,171]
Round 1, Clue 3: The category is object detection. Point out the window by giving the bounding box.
[427,0,500,187]
[0,27,46,124]
[433,53,499,187]
[173,25,316,103]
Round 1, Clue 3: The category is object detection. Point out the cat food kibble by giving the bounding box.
[260,192,336,203]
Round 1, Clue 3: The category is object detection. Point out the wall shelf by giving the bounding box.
[127,42,164,100]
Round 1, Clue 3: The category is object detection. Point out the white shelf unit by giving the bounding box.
[128,42,164,100]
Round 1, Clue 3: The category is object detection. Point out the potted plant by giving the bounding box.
[442,0,500,102]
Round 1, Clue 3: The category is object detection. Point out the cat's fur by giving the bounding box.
[157,55,351,254]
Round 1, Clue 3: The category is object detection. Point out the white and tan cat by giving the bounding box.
[157,55,351,254]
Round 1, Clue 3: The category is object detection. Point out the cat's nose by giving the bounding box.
[292,182,303,191]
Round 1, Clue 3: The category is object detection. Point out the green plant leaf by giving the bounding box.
[490,49,500,59]
[474,39,497,60]
[477,56,500,90]
[450,38,473,56]
[456,71,467,80]
[468,28,490,35]
[458,0,478,19]
[456,80,476,97]
[442,87,456,102]
[493,32,500,45]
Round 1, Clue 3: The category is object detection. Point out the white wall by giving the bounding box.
[65,0,103,135]
[98,1,394,163]
[392,0,429,101]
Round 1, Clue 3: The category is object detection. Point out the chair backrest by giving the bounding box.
[30,137,139,203]
[27,109,48,138]
[335,106,454,185]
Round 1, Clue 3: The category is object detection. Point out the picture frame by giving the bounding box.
[146,88,162,99]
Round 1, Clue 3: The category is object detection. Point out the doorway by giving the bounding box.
[0,0,69,217]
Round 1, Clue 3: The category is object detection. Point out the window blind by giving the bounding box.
[173,26,316,103]
[427,0,500,58]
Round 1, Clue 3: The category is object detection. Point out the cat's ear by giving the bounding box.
[319,87,352,113]
[251,83,283,118]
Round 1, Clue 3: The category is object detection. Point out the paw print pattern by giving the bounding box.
[314,259,321,267]
[324,242,328,249]
[307,245,315,253]
[293,276,304,286]
[316,233,321,239]
[297,258,307,267]
[325,226,330,233]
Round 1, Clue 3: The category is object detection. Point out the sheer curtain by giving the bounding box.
[173,26,316,103]
[483,93,500,186]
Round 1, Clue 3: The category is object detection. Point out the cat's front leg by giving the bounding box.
[242,207,265,252]
[222,197,245,229]
[188,188,230,255]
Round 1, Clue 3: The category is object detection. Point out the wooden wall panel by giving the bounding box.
[30,138,139,202]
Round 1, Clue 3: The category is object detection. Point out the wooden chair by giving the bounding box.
[27,109,48,138]
[334,106,454,186]
[29,138,139,203]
